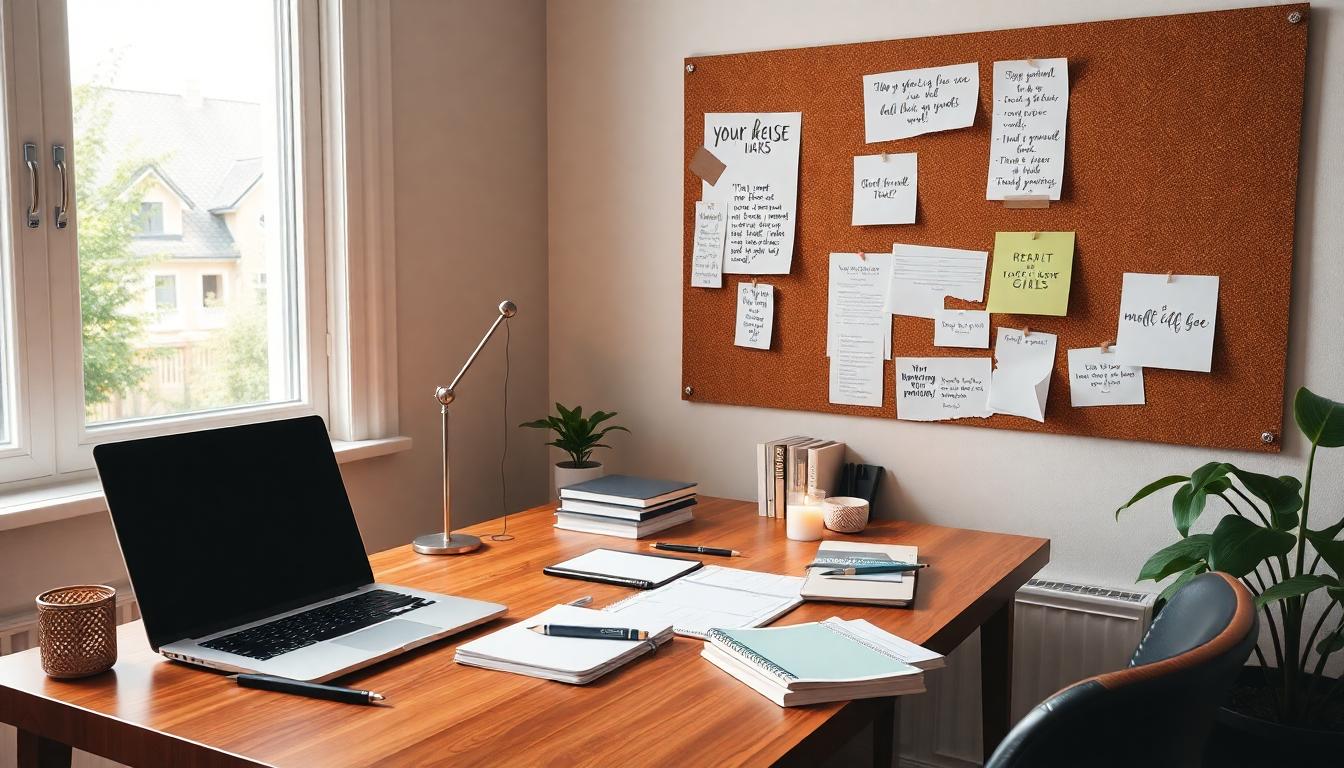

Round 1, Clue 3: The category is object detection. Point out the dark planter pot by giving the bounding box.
[1203,666,1344,767]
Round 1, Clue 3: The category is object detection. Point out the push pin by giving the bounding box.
[882,152,889,162]
[1023,326,1031,337]
[1031,231,1040,240]
[751,277,758,288]
[1165,272,1174,283]
[1099,340,1115,353]
[858,251,867,261]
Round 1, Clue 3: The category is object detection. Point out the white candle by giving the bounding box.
[786,500,826,541]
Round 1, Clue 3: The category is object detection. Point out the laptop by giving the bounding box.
[94,415,506,682]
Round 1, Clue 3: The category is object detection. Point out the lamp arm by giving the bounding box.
[436,300,516,405]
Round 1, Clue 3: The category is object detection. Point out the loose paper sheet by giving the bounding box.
[829,329,885,407]
[934,309,990,348]
[885,243,988,319]
[703,113,802,275]
[863,62,979,142]
[987,327,1057,422]
[1067,347,1145,407]
[734,282,774,350]
[985,231,1075,316]
[690,200,726,288]
[828,252,893,360]
[895,357,992,421]
[986,59,1069,201]
[1114,274,1219,372]
[852,153,917,226]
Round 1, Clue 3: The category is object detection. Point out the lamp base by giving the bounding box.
[411,532,482,555]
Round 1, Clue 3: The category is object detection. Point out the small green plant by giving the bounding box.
[520,403,628,467]
[1117,386,1344,727]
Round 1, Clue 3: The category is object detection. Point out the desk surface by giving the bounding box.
[0,497,1048,767]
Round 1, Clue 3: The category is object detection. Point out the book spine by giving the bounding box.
[772,444,787,518]
[757,443,768,516]
[807,450,818,495]
[707,629,797,683]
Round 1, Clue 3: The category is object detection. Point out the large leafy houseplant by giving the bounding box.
[1117,387,1344,729]
[520,403,628,467]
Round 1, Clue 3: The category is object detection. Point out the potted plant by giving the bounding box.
[520,403,629,495]
[1116,386,1344,763]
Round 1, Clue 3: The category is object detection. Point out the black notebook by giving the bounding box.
[558,475,698,508]
[543,548,702,589]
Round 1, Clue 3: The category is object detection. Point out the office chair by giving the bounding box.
[985,571,1257,768]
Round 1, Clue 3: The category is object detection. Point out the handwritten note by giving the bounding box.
[690,201,726,288]
[986,59,1069,201]
[885,243,988,319]
[987,327,1057,422]
[895,357,992,421]
[703,113,802,275]
[934,309,990,348]
[985,231,1075,316]
[734,282,774,350]
[852,153,917,226]
[863,62,979,142]
[1067,347,1145,407]
[828,252,893,360]
[830,330,885,407]
[1114,274,1219,372]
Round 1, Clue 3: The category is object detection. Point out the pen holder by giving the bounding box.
[822,497,870,534]
[35,585,118,679]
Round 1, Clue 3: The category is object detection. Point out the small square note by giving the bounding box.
[734,282,774,350]
[852,153,917,226]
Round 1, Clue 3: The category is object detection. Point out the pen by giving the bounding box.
[652,542,743,557]
[233,673,385,705]
[527,624,649,641]
[821,563,928,576]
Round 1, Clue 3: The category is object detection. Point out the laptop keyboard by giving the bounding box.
[200,589,436,661]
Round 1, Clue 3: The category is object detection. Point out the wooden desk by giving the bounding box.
[0,497,1047,767]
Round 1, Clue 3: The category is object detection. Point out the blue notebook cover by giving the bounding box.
[708,622,918,684]
[559,474,697,504]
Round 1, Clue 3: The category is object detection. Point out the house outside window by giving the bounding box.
[137,201,164,235]
[202,274,223,307]
[154,275,178,310]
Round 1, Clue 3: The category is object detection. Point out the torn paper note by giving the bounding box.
[1067,347,1145,407]
[885,243,988,319]
[934,309,990,349]
[690,200,726,288]
[987,327,1057,422]
[895,357,992,421]
[863,62,979,142]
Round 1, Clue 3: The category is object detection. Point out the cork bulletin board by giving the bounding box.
[681,4,1309,453]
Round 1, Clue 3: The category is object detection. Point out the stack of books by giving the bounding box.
[755,437,846,517]
[555,475,698,539]
[701,617,944,707]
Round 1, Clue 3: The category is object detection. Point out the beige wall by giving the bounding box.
[0,0,549,620]
[546,0,1344,589]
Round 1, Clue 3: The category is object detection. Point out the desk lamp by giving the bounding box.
[412,299,516,555]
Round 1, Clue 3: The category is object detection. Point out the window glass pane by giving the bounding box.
[68,0,301,425]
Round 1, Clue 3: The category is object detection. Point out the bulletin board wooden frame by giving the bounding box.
[681,4,1308,453]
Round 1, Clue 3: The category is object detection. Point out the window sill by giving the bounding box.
[0,435,413,533]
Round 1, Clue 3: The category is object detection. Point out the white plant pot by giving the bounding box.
[554,461,603,497]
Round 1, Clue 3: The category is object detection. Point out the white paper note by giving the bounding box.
[934,309,990,348]
[828,252,893,360]
[830,329,885,407]
[690,200,726,288]
[987,327,1057,422]
[986,58,1069,201]
[895,357,992,421]
[1114,274,1219,372]
[734,282,774,350]
[863,62,979,142]
[703,113,802,275]
[852,153,917,226]
[885,243,988,319]
[1067,347,1145,407]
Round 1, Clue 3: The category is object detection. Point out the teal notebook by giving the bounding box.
[706,622,919,685]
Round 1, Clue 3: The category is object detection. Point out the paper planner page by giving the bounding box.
[604,566,804,638]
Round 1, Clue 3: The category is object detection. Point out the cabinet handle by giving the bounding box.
[23,143,38,228]
[52,144,69,230]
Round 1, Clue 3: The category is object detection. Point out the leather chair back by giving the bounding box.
[985,571,1257,768]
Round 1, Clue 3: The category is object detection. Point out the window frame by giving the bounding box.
[0,0,350,484]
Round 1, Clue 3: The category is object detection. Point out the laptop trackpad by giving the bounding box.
[331,619,439,651]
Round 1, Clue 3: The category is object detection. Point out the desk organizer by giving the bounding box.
[36,585,118,679]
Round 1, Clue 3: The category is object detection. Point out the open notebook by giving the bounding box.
[603,565,804,638]
[454,604,673,684]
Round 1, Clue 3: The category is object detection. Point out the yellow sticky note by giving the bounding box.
[986,232,1076,316]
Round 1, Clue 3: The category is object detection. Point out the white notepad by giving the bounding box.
[454,605,673,684]
[603,565,804,638]
[544,548,702,588]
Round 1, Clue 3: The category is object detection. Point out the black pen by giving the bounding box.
[527,624,649,641]
[233,673,385,705]
[652,542,742,557]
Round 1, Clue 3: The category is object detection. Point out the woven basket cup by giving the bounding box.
[823,497,870,534]
[36,585,117,679]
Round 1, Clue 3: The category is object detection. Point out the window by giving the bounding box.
[136,202,164,236]
[202,274,223,307]
[154,275,178,310]
[0,0,338,483]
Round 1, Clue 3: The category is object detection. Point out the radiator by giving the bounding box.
[899,578,1156,767]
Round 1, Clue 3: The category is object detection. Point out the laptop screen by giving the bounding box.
[95,415,375,650]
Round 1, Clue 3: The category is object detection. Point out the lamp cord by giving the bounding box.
[490,319,514,542]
